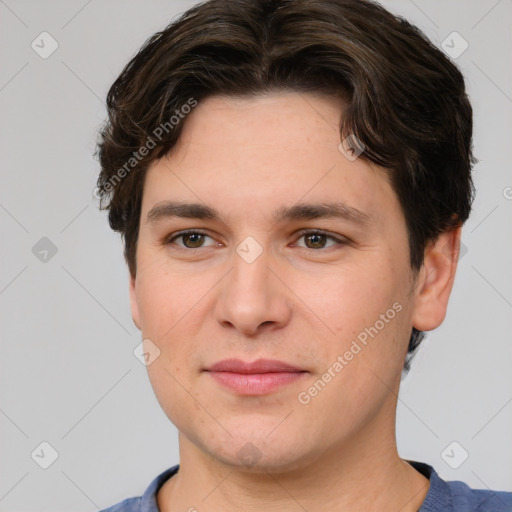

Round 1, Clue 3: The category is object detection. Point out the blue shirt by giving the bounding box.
[99,460,512,511]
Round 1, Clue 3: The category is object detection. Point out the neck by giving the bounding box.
[157,406,430,512]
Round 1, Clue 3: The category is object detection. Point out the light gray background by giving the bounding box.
[0,0,511,510]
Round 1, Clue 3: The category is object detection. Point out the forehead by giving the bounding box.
[177,92,345,150]
[141,92,400,228]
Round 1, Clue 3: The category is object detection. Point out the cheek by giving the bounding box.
[137,266,202,417]
[300,262,397,332]
[136,249,190,331]
[134,268,195,377]
[299,257,411,376]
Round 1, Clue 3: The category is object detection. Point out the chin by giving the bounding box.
[214,445,313,474]
[192,423,318,474]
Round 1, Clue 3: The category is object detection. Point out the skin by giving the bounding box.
[129,92,461,511]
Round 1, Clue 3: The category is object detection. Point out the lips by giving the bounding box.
[207,358,304,373]
[204,358,307,395]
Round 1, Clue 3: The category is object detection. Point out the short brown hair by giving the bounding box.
[95,0,475,371]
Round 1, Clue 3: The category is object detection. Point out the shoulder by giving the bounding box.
[98,465,180,512]
[99,497,140,512]
[446,479,512,512]
[408,460,512,512]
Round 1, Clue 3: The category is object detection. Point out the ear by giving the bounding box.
[411,226,462,331]
[129,273,142,330]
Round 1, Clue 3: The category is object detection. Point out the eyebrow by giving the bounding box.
[146,200,373,227]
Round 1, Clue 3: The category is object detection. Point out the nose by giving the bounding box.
[215,243,292,337]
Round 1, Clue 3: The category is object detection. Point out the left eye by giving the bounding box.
[294,230,344,250]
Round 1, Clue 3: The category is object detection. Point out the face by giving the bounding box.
[130,92,425,472]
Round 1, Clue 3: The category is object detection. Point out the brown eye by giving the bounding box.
[181,233,205,248]
[295,230,346,250]
[166,231,215,249]
[304,233,328,249]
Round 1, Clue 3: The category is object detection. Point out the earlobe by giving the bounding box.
[129,274,142,330]
[411,226,462,332]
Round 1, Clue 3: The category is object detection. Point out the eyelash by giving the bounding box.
[164,229,348,252]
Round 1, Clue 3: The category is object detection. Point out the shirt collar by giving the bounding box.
[406,460,453,512]
[139,465,179,512]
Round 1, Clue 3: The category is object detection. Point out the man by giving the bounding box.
[96,0,512,510]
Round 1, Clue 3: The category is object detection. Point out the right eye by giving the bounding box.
[165,230,218,250]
